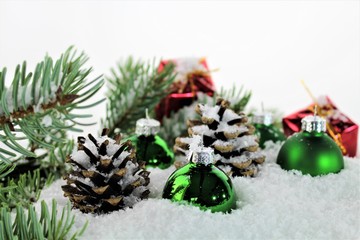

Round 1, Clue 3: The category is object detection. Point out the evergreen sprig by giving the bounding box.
[102,57,176,136]
[0,199,87,240]
[0,169,54,209]
[0,46,104,165]
[0,161,15,179]
[216,84,251,113]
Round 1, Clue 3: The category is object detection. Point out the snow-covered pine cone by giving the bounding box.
[174,98,265,177]
[62,129,150,214]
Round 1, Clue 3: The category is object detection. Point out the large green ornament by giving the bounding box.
[252,112,286,148]
[127,112,174,169]
[162,148,236,213]
[276,114,344,176]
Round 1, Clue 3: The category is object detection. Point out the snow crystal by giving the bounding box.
[199,104,221,122]
[83,138,99,158]
[122,195,140,208]
[222,108,243,123]
[173,58,208,83]
[34,96,44,113]
[71,151,92,169]
[191,125,211,136]
[330,109,348,122]
[222,152,261,164]
[118,161,138,190]
[187,135,203,152]
[0,82,58,117]
[233,135,258,149]
[217,122,247,134]
[112,151,130,168]
[41,115,53,127]
[317,95,329,106]
[69,174,95,188]
[315,96,348,121]
[38,142,360,240]
[106,141,121,156]
[213,135,258,150]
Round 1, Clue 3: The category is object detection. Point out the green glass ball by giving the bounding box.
[254,123,286,148]
[128,135,174,169]
[276,131,344,176]
[162,162,236,213]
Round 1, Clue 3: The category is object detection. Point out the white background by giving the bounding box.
[1,0,359,149]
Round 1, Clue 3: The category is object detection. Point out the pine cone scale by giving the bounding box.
[174,99,265,177]
[62,129,150,214]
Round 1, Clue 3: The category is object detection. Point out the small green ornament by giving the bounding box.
[252,112,286,148]
[127,110,174,169]
[162,148,236,213]
[276,113,344,176]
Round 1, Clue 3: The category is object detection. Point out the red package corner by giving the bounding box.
[283,96,358,157]
[156,58,215,120]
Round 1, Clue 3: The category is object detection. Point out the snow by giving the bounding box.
[222,108,244,123]
[217,122,248,134]
[191,125,211,136]
[199,104,221,122]
[71,151,91,169]
[213,135,258,150]
[41,115,53,127]
[316,95,349,122]
[173,58,208,83]
[37,142,360,240]
[118,161,139,190]
[223,151,264,164]
[187,135,203,152]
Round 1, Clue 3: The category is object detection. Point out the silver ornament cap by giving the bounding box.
[135,109,160,136]
[252,112,273,126]
[301,115,326,133]
[190,147,215,166]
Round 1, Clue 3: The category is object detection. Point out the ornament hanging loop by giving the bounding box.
[135,109,160,136]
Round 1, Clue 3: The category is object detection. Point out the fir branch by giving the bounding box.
[0,162,15,179]
[0,199,87,240]
[216,84,251,113]
[0,169,53,209]
[102,57,176,136]
[0,141,73,209]
[0,46,104,165]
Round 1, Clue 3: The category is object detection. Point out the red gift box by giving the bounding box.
[156,58,215,120]
[283,96,358,157]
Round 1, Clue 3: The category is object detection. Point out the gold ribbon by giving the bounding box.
[301,80,347,154]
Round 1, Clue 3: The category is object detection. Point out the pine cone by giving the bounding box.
[174,98,265,177]
[62,129,150,214]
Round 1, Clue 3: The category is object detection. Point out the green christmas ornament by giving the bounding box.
[127,110,174,169]
[276,113,344,176]
[162,148,236,213]
[252,112,286,148]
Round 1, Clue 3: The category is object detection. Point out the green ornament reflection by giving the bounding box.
[162,161,236,213]
[254,123,286,148]
[276,131,344,176]
[128,135,174,169]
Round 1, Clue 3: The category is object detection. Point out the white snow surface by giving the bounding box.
[37,142,360,240]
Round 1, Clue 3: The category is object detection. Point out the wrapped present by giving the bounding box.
[283,96,358,157]
[155,58,215,120]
